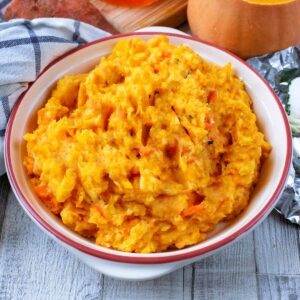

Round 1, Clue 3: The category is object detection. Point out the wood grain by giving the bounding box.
[257,274,300,300]
[254,211,300,274]
[89,0,187,32]
[0,192,104,300]
[102,265,193,300]
[192,234,258,300]
[0,175,10,233]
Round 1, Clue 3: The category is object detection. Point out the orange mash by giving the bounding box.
[24,36,271,253]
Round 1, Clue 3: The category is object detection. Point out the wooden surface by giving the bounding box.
[89,0,187,32]
[0,172,299,299]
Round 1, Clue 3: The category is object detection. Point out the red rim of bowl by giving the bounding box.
[4,32,292,264]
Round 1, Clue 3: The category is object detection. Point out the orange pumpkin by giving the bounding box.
[188,0,300,58]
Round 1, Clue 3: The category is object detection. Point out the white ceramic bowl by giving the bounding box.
[4,29,292,280]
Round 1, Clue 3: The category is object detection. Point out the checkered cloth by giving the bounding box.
[0,1,110,174]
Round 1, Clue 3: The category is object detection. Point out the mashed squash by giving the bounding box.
[24,36,271,253]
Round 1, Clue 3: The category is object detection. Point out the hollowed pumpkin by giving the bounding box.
[187,0,300,58]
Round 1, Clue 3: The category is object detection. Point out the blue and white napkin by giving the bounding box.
[0,3,110,174]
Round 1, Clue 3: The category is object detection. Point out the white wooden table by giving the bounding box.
[0,171,299,300]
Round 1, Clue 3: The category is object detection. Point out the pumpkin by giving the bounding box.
[187,0,300,58]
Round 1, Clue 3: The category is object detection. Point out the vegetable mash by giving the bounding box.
[24,36,271,253]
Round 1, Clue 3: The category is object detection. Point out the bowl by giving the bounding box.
[4,28,292,280]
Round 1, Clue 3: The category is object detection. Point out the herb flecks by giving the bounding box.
[185,70,191,78]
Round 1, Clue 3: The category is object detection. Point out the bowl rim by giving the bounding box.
[4,32,292,264]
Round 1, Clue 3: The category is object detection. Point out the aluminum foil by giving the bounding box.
[247,46,300,225]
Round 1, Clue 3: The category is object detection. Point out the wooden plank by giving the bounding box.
[183,265,194,300]
[0,192,104,300]
[254,211,300,275]
[192,233,258,300]
[102,264,193,300]
[0,175,10,233]
[257,274,300,300]
[90,0,187,32]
